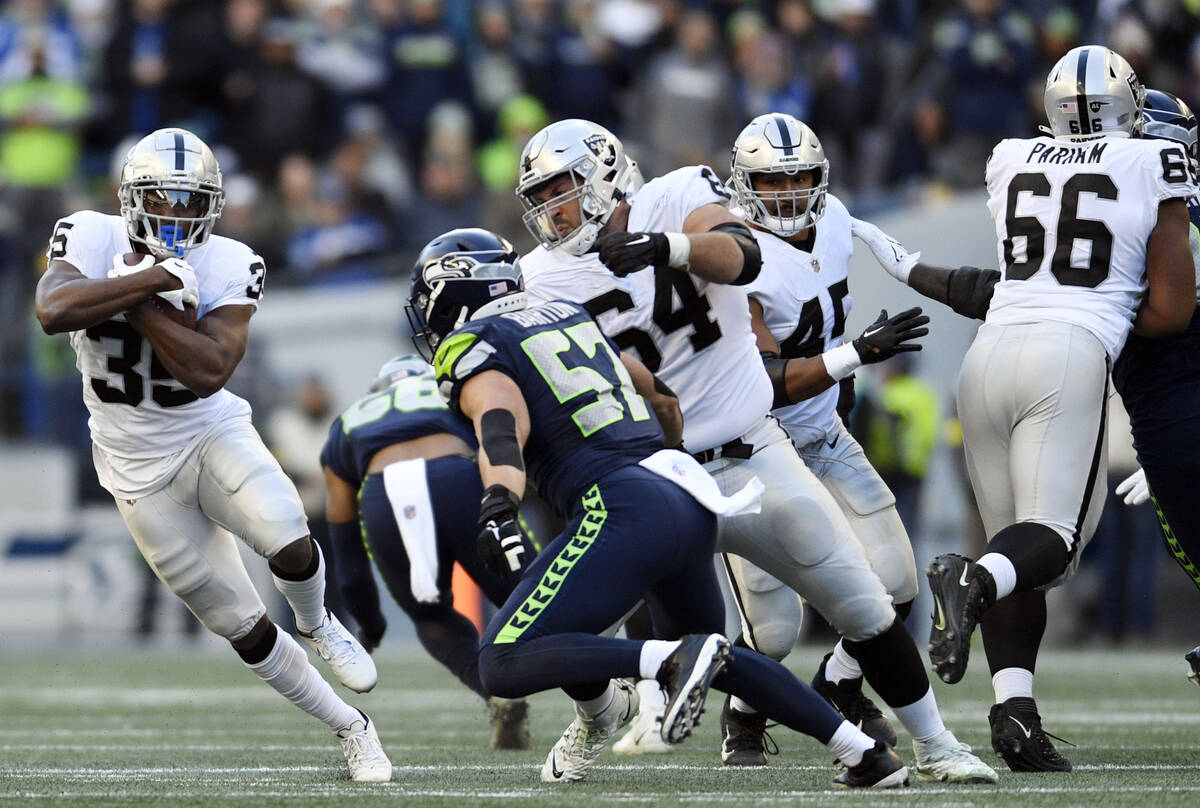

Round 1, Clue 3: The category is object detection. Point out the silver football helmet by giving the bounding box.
[1043,45,1145,141]
[117,128,225,258]
[729,114,829,236]
[368,354,431,393]
[515,119,643,256]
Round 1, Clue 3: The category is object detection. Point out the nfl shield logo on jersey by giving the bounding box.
[404,505,417,520]
[811,257,821,273]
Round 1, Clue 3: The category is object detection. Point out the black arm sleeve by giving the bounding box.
[709,221,762,285]
[761,350,792,409]
[908,264,1001,321]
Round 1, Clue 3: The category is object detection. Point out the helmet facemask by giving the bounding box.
[735,167,828,236]
[730,114,829,237]
[118,128,225,258]
[518,162,612,256]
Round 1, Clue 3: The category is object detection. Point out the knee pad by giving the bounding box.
[740,605,802,661]
[828,593,895,643]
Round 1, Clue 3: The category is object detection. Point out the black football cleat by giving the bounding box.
[1186,646,1200,687]
[833,740,910,789]
[719,694,778,766]
[926,553,995,684]
[656,633,731,744]
[989,697,1073,772]
[811,653,898,748]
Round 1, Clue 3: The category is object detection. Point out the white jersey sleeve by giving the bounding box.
[983,135,1198,356]
[746,194,855,445]
[521,165,772,452]
[52,212,255,498]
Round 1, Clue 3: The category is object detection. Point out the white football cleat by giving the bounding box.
[541,679,638,783]
[299,610,378,693]
[337,711,392,782]
[913,729,999,783]
[613,680,672,755]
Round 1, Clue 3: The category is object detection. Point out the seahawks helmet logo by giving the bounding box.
[583,134,617,166]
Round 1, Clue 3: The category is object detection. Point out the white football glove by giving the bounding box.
[108,254,199,310]
[850,217,921,284]
[1114,467,1149,506]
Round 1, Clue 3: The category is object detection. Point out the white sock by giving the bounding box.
[635,678,665,712]
[992,667,1034,703]
[272,541,327,634]
[977,552,1017,600]
[576,681,616,719]
[824,640,863,683]
[638,640,680,680]
[730,696,757,715]
[826,719,875,767]
[891,686,945,743]
[246,628,359,731]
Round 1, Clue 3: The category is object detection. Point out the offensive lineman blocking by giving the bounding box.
[35,128,391,782]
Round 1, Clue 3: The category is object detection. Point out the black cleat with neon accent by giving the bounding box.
[833,740,910,789]
[989,697,1073,772]
[657,633,731,744]
[926,553,995,684]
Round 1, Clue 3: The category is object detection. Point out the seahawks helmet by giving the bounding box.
[515,119,643,255]
[1142,88,1198,171]
[367,354,431,394]
[1043,45,1144,141]
[730,113,829,236]
[118,128,225,258]
[406,228,526,361]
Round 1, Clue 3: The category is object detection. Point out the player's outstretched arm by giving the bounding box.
[1135,197,1194,337]
[750,297,838,407]
[850,216,999,320]
[324,466,386,652]
[126,302,252,397]
[461,371,531,578]
[35,260,183,334]
[593,203,762,285]
[620,351,683,448]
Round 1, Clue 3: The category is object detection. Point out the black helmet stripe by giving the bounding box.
[1076,48,1091,135]
[174,131,186,170]
[774,115,796,155]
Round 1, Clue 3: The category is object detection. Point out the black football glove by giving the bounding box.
[595,231,670,277]
[852,308,929,364]
[477,484,528,578]
[356,616,387,654]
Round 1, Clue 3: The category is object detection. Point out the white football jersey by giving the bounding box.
[746,194,855,445]
[49,210,266,497]
[522,165,773,452]
[984,135,1198,356]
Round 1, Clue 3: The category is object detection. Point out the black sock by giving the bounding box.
[986,522,1069,591]
[235,622,278,665]
[269,537,320,581]
[982,588,1046,675]
[843,618,929,708]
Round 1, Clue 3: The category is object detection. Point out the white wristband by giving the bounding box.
[822,342,862,381]
[665,232,691,268]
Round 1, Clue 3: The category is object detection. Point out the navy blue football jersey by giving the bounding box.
[434,300,663,517]
[321,369,478,486]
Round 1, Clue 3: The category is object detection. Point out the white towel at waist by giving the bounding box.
[637,449,763,516]
[382,458,440,604]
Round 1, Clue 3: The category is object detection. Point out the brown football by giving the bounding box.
[122,251,154,267]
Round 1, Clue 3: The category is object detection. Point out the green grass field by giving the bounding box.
[2,642,1197,807]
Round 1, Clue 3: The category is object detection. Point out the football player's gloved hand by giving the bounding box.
[852,308,929,364]
[155,257,199,311]
[850,217,921,284]
[356,616,387,654]
[1115,467,1150,506]
[596,231,670,277]
[477,484,527,578]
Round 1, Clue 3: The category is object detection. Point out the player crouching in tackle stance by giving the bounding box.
[409,228,909,788]
[35,128,390,782]
[853,46,1197,771]
[321,344,535,748]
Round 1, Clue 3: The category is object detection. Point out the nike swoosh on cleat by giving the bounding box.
[959,566,972,587]
[550,753,565,779]
[1009,716,1033,739]
[932,597,946,631]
